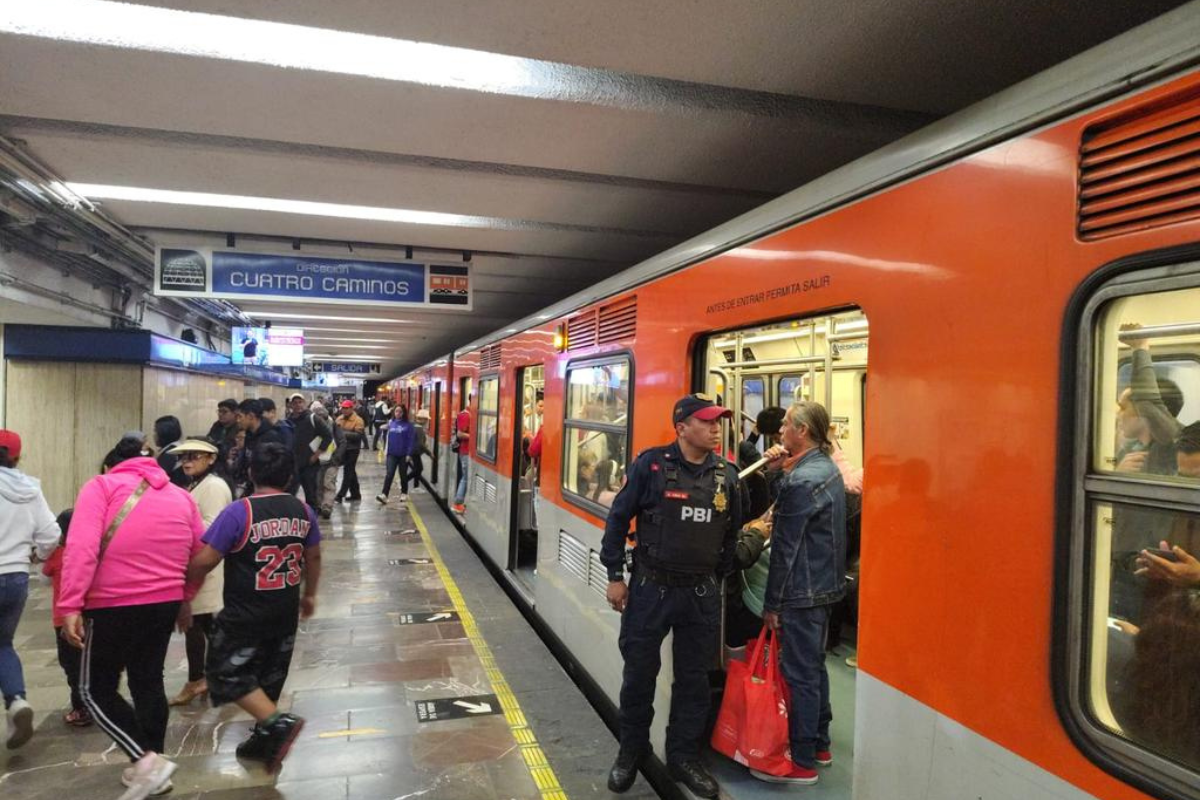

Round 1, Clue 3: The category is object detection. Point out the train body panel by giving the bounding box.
[394,65,1200,800]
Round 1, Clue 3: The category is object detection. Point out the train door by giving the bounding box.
[456,376,473,493]
[700,310,869,790]
[508,365,544,592]
[431,381,441,485]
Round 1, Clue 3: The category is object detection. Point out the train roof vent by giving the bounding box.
[566,310,598,350]
[1078,90,1200,240]
[597,296,638,345]
[567,296,637,351]
[479,343,502,370]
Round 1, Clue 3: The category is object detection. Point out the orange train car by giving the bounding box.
[394,9,1200,800]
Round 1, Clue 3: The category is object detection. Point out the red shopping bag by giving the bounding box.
[738,629,792,776]
[710,638,755,760]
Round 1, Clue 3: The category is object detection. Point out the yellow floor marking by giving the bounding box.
[316,727,387,739]
[407,500,570,800]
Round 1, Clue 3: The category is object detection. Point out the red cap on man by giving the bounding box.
[0,429,21,461]
[672,394,732,425]
[340,400,355,409]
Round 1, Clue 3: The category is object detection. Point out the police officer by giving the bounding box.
[601,393,742,799]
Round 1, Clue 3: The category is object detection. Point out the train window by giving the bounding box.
[1069,271,1200,796]
[741,379,764,446]
[778,374,808,404]
[561,357,631,513]
[476,375,499,462]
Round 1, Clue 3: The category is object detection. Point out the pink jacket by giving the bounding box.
[60,457,204,616]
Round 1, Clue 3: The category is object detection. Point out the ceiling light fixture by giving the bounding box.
[1,1,541,97]
[65,183,511,231]
[240,312,413,324]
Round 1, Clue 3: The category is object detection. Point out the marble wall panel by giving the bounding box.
[4,360,77,512]
[74,363,143,502]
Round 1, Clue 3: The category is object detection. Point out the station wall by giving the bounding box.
[4,360,288,512]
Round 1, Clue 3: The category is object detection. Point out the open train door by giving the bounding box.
[508,364,544,593]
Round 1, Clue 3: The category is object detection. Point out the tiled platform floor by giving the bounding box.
[2,458,647,800]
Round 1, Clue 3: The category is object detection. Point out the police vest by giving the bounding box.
[635,447,731,575]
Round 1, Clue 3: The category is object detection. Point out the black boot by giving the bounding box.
[607,747,645,793]
[669,760,718,799]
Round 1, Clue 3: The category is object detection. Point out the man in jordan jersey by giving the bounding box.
[187,443,322,774]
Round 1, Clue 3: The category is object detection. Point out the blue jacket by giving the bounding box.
[764,448,846,611]
[385,420,415,458]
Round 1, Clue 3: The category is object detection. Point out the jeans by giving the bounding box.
[184,613,214,683]
[0,572,29,707]
[382,454,409,497]
[778,604,833,768]
[407,453,424,487]
[337,449,361,500]
[56,626,84,711]
[454,453,469,504]
[82,601,179,761]
[617,573,720,763]
[297,462,321,510]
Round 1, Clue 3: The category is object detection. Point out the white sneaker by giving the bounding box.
[398,494,409,502]
[5,697,33,749]
[375,494,387,505]
[118,753,177,800]
[121,765,174,796]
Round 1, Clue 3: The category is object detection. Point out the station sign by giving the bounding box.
[155,248,471,310]
[311,361,382,375]
[414,694,501,723]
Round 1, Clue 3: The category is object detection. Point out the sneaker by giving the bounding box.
[816,749,833,766]
[235,725,272,762]
[64,708,93,727]
[5,697,33,750]
[121,765,174,796]
[319,507,332,520]
[259,713,305,774]
[846,655,858,668]
[751,765,819,785]
[452,503,465,514]
[398,494,409,502]
[668,760,718,798]
[118,753,177,800]
[375,494,388,505]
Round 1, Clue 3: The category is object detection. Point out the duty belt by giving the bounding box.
[636,565,713,588]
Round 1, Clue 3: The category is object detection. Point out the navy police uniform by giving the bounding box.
[600,426,742,772]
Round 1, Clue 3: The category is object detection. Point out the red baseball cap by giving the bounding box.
[672,394,732,424]
[0,429,21,461]
[340,400,355,409]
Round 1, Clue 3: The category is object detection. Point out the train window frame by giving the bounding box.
[475,372,500,463]
[1058,255,1200,800]
[560,352,634,519]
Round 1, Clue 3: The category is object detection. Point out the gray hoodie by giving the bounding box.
[0,467,60,575]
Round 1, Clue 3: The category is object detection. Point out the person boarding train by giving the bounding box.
[600,393,742,800]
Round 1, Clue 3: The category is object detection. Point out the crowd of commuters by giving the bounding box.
[0,388,430,799]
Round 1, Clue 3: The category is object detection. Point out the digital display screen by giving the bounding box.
[231,326,304,367]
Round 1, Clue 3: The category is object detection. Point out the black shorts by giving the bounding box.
[205,618,298,706]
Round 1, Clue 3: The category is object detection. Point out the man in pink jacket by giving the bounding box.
[60,436,205,800]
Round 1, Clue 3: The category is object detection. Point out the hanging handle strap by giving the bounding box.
[98,479,150,562]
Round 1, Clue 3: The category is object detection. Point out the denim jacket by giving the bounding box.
[763,448,846,611]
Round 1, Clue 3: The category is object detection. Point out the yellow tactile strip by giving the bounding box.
[407,501,570,800]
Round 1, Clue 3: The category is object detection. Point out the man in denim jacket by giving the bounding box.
[758,401,846,786]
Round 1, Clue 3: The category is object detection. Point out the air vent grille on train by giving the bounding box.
[479,344,502,370]
[567,296,637,350]
[557,531,589,584]
[1078,90,1200,240]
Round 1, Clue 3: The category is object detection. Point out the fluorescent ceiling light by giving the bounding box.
[306,337,406,344]
[241,312,412,324]
[66,183,510,231]
[306,343,392,350]
[302,327,412,335]
[305,354,387,360]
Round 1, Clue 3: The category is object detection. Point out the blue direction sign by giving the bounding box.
[155,248,471,309]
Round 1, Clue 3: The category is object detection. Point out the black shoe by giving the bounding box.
[333,496,343,504]
[607,747,646,793]
[235,726,271,761]
[259,713,305,774]
[669,760,718,799]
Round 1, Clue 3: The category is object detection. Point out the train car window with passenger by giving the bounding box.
[476,375,499,462]
[1072,277,1200,791]
[562,358,631,511]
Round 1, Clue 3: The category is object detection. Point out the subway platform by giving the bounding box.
[1,459,657,800]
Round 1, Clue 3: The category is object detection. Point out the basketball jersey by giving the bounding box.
[220,493,317,628]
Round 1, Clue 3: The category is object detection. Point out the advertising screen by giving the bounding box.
[232,327,304,367]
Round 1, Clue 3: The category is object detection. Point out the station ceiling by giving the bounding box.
[0,0,1189,375]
